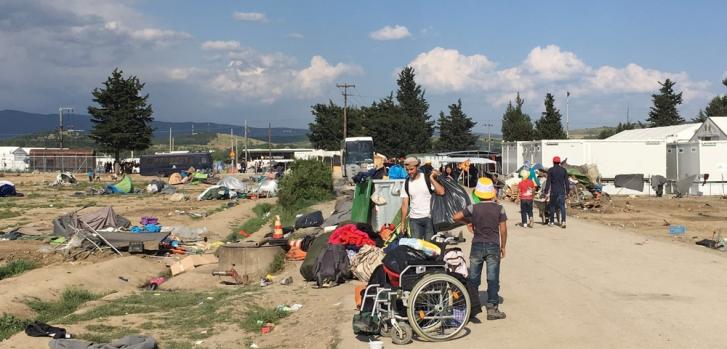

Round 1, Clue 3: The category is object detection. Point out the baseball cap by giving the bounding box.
[404,157,420,167]
[553,156,561,164]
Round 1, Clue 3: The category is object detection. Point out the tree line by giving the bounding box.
[82,68,727,161]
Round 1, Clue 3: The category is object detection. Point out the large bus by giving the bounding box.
[343,137,374,178]
[140,152,212,176]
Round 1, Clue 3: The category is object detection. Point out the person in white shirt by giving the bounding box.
[400,156,445,240]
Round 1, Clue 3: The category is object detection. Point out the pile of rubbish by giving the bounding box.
[49,172,77,187]
[196,175,278,201]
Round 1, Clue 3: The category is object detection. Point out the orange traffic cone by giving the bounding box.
[273,215,283,239]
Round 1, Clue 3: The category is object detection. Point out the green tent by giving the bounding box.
[112,176,133,193]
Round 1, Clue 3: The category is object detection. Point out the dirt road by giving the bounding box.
[338,201,727,348]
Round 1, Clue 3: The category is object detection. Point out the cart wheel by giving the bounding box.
[391,322,413,345]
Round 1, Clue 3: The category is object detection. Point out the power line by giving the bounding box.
[336,83,355,141]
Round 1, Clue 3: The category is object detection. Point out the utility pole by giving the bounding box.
[566,91,570,139]
[244,120,248,162]
[169,128,172,152]
[58,107,73,149]
[230,128,235,170]
[336,83,355,140]
[268,122,272,163]
[626,104,630,124]
[483,122,494,153]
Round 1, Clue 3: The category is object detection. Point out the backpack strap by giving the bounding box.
[405,173,434,197]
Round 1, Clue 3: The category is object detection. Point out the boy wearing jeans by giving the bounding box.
[518,170,536,228]
[452,177,508,320]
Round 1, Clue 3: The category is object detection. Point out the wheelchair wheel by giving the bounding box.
[406,273,470,341]
[390,322,413,345]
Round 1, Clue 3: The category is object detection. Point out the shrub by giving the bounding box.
[0,260,36,280]
[278,160,333,211]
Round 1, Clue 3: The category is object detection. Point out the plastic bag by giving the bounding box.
[295,211,324,229]
[431,177,471,232]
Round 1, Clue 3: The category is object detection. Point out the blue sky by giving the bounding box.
[1,1,725,131]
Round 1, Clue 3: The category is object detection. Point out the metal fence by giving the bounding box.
[27,154,96,173]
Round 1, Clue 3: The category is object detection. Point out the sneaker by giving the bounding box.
[527,219,533,228]
[547,222,554,227]
[561,222,566,229]
[486,305,506,320]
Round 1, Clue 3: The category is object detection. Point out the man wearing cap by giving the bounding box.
[400,156,445,241]
[452,177,508,320]
[545,156,569,228]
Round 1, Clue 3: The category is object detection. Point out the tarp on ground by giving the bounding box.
[197,185,232,200]
[0,180,17,197]
[169,173,183,185]
[614,174,644,192]
[51,172,77,186]
[217,176,246,192]
[191,172,208,183]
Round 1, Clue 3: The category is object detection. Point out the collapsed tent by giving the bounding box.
[256,179,278,197]
[53,207,130,237]
[146,179,176,194]
[0,180,18,197]
[107,176,133,194]
[217,176,247,192]
[169,173,183,185]
[197,185,234,200]
[50,172,77,186]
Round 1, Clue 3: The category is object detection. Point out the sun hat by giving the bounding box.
[473,177,496,200]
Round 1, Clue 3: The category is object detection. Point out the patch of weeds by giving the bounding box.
[0,314,29,341]
[0,209,20,219]
[267,250,286,275]
[25,192,41,199]
[240,305,291,332]
[76,325,137,344]
[0,260,36,280]
[162,341,195,349]
[226,202,276,241]
[252,202,274,217]
[26,288,101,323]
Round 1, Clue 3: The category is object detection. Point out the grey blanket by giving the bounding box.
[49,335,156,349]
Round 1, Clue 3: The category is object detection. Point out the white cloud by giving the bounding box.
[408,47,496,91]
[407,45,712,107]
[166,67,206,80]
[129,28,191,42]
[201,40,241,51]
[295,56,363,97]
[370,25,411,41]
[209,51,362,103]
[288,32,304,39]
[233,11,267,22]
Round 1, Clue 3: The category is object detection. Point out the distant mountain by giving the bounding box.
[0,109,308,143]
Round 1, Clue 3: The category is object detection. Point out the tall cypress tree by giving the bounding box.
[396,67,434,154]
[535,93,567,139]
[88,68,154,162]
[308,101,364,150]
[363,95,408,158]
[436,99,477,151]
[648,79,684,127]
[693,78,727,122]
[501,92,535,141]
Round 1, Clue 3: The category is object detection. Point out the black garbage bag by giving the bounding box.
[431,177,472,232]
[295,211,324,229]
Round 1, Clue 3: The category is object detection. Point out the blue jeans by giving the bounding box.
[409,217,435,241]
[468,242,501,305]
[520,200,533,225]
[548,193,566,223]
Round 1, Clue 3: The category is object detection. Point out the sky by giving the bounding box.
[1,0,726,131]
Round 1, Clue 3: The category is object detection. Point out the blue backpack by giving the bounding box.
[388,165,408,179]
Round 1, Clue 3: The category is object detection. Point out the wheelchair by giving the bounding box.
[358,235,471,345]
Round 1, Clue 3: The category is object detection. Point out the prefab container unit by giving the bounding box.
[667,141,727,196]
[503,140,667,179]
[0,147,30,171]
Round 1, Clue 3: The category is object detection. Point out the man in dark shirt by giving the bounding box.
[545,156,569,228]
[453,177,508,320]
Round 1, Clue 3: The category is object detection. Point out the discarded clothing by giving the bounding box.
[328,224,375,248]
[25,321,68,339]
[49,335,156,349]
[0,230,23,240]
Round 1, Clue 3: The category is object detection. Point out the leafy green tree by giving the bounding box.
[88,68,154,161]
[501,92,535,141]
[278,160,333,211]
[307,101,364,150]
[396,67,434,154]
[361,95,408,158]
[597,121,640,139]
[693,78,727,122]
[535,93,567,139]
[647,79,684,127]
[436,99,477,151]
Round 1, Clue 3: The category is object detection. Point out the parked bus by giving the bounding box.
[140,152,212,176]
[343,137,374,178]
